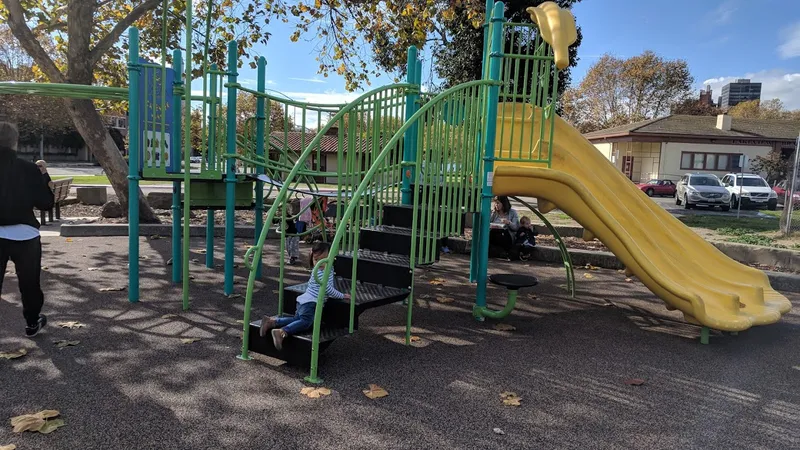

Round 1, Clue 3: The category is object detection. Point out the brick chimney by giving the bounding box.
[716,114,731,131]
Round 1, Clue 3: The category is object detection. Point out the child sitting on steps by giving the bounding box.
[514,216,538,261]
[260,242,350,351]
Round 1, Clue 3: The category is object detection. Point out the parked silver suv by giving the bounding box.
[675,173,731,211]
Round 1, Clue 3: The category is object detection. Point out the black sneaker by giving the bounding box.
[25,314,47,337]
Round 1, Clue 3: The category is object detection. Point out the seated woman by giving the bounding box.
[489,196,519,259]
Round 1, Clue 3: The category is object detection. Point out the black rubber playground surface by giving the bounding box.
[1,236,799,449]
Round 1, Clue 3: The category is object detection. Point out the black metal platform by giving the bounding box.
[248,318,349,367]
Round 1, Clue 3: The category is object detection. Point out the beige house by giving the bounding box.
[585,114,800,183]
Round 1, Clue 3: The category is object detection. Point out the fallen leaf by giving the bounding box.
[363,384,389,399]
[180,338,201,344]
[499,391,517,399]
[300,387,332,398]
[271,290,279,294]
[87,267,99,271]
[226,293,242,299]
[435,295,454,304]
[418,294,431,300]
[500,391,522,406]
[196,249,207,254]
[792,365,800,371]
[493,323,516,331]
[53,340,80,349]
[584,264,598,270]
[583,273,594,279]
[149,234,162,240]
[235,319,245,324]
[188,275,196,280]
[429,277,445,285]
[191,258,200,263]
[624,378,646,386]
[166,258,173,266]
[38,418,65,434]
[0,444,17,450]
[99,286,126,292]
[11,415,44,433]
[65,238,73,243]
[493,427,505,435]
[0,348,27,360]
[526,293,537,300]
[41,266,48,271]
[624,278,633,283]
[617,269,625,274]
[57,321,85,329]
[161,314,177,319]
[409,335,421,342]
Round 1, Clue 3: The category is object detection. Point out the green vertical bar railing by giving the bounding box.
[474,1,505,317]
[171,49,183,283]
[254,57,267,279]
[127,27,141,303]
[223,40,238,296]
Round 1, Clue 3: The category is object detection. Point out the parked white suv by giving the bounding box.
[675,173,731,210]
[720,173,777,210]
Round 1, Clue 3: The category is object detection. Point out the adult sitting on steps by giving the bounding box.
[0,122,55,337]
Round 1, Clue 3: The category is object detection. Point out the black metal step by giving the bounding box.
[335,249,412,290]
[248,317,349,367]
[282,277,410,329]
[382,204,467,235]
[358,225,441,260]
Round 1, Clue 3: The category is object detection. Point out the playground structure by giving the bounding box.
[0,1,792,383]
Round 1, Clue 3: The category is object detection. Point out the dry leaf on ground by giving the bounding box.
[64,238,73,243]
[10,410,62,434]
[435,295,454,304]
[180,338,201,344]
[624,378,646,386]
[526,293,537,300]
[363,384,389,399]
[190,258,200,263]
[38,419,65,434]
[86,267,99,271]
[57,321,85,329]
[583,273,594,279]
[584,264,598,270]
[139,255,150,260]
[0,443,17,450]
[53,340,80,349]
[226,293,242,299]
[493,427,505,435]
[99,286,126,292]
[500,391,522,406]
[429,277,445,285]
[493,323,516,331]
[624,278,634,283]
[0,348,27,360]
[41,266,48,271]
[409,335,421,342]
[161,314,177,319]
[271,290,279,294]
[149,235,162,240]
[300,387,332,398]
[235,319,245,324]
[617,269,625,273]
[196,249,207,254]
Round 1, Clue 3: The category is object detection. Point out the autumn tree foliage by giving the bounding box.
[727,98,800,120]
[561,51,693,133]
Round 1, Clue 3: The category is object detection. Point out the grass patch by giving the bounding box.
[678,215,778,233]
[724,234,782,247]
[53,175,169,185]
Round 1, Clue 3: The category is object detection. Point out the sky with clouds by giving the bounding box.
[195,0,800,123]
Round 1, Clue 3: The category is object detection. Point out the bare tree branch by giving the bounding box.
[0,0,65,83]
[88,0,162,68]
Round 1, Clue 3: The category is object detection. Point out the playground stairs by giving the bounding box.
[248,202,460,365]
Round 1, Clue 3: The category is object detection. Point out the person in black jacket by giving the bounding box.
[0,122,55,337]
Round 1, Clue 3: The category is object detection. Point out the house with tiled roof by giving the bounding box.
[585,114,800,183]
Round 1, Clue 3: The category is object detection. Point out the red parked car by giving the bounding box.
[773,180,800,206]
[636,179,677,197]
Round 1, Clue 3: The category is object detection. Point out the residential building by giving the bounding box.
[586,114,799,183]
[719,79,762,109]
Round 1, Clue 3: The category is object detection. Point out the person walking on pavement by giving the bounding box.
[0,122,54,337]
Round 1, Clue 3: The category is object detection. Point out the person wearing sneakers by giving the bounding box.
[260,242,350,350]
[0,122,54,337]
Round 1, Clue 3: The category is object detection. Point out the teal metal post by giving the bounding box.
[401,46,419,205]
[474,2,505,318]
[127,28,141,303]
[254,56,266,278]
[206,64,219,268]
[223,41,238,296]
[171,49,183,283]
[181,0,193,311]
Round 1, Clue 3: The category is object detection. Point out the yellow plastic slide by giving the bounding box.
[491,103,792,331]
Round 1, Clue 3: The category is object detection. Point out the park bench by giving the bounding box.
[40,177,72,225]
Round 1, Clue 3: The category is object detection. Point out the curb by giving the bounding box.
[60,223,278,239]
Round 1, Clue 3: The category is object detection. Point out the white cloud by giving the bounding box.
[289,77,327,84]
[711,0,738,25]
[701,69,800,109]
[778,22,800,59]
[239,78,256,86]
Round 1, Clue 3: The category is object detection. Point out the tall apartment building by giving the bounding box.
[719,79,761,109]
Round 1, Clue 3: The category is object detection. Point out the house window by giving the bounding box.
[679,152,742,171]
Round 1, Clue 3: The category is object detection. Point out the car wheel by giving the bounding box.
[768,201,777,211]
[645,188,654,197]
[675,193,682,205]
[730,195,738,209]
[683,195,692,209]
[721,205,730,212]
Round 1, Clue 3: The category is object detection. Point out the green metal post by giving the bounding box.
[254,56,267,279]
[206,64,219,268]
[171,49,183,283]
[401,46,418,205]
[700,326,710,345]
[474,289,517,319]
[181,0,193,311]
[223,40,238,296]
[474,2,505,317]
[127,28,141,303]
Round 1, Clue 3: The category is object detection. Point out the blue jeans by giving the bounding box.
[275,302,317,335]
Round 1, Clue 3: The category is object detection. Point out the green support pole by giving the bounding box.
[127,28,141,303]
[474,289,517,319]
[181,0,193,311]
[171,49,183,284]
[206,64,219,268]
[223,40,238,296]
[700,326,710,345]
[401,46,418,205]
[474,2,505,318]
[254,56,267,279]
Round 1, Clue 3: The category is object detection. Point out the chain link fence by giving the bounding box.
[781,135,800,235]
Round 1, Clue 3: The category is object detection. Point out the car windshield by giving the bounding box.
[689,176,720,187]
[737,177,768,187]
[647,180,658,184]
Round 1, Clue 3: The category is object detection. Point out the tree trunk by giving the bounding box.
[65,98,160,223]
